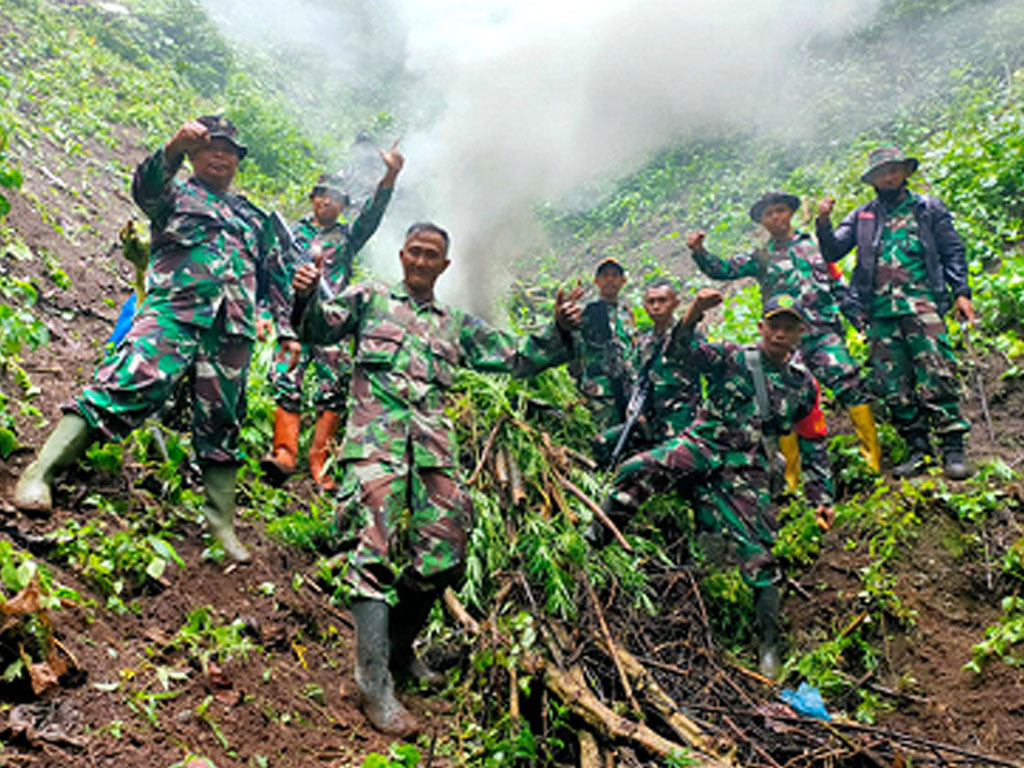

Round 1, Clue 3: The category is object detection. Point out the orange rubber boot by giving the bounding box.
[260,407,300,486]
[309,410,341,490]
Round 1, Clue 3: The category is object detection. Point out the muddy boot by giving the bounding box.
[891,431,931,478]
[14,414,92,515]
[390,585,444,688]
[352,599,420,737]
[847,403,881,473]
[308,410,340,491]
[260,406,300,487]
[755,583,781,680]
[941,432,971,480]
[201,464,251,564]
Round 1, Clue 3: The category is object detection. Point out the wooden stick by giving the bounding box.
[551,467,632,551]
[585,579,641,716]
[467,416,505,486]
[578,730,602,768]
[443,587,480,634]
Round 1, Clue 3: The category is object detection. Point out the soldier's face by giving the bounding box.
[869,164,912,190]
[759,203,795,239]
[594,270,626,301]
[311,192,344,228]
[643,286,680,329]
[189,138,240,193]
[758,313,805,363]
[400,231,449,296]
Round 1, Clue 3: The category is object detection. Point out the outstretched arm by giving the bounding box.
[687,230,760,280]
[346,139,405,255]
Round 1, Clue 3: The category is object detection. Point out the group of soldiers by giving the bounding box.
[8,115,975,736]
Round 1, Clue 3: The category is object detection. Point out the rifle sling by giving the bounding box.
[744,348,781,477]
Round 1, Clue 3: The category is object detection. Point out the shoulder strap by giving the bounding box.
[744,348,771,428]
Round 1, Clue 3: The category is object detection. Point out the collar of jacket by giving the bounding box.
[391,280,447,316]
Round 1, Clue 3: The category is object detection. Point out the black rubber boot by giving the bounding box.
[351,599,419,737]
[941,432,972,480]
[755,583,781,680]
[892,431,932,478]
[390,586,444,688]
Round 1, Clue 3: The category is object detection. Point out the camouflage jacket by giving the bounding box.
[680,328,832,505]
[568,299,634,411]
[131,148,278,340]
[692,233,842,328]
[294,281,574,468]
[872,193,935,318]
[632,321,704,440]
[271,186,392,339]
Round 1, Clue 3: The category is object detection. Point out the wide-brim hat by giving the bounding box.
[861,145,918,183]
[750,191,800,223]
[197,114,247,159]
[762,293,808,324]
[310,172,347,201]
[595,256,625,276]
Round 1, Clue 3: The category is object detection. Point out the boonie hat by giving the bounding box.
[861,145,918,184]
[749,191,800,223]
[310,173,347,201]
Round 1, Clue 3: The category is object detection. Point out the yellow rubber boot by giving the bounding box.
[778,432,801,494]
[848,403,881,473]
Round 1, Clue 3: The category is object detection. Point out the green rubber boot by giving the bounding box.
[352,599,419,737]
[201,464,251,564]
[390,584,444,688]
[14,414,92,514]
[755,583,781,680]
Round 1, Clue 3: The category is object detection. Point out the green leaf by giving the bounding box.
[146,557,167,581]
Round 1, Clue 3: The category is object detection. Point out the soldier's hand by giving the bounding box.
[817,197,835,219]
[165,119,210,163]
[293,262,321,298]
[380,139,404,185]
[693,287,723,313]
[955,295,977,327]
[278,339,303,371]
[815,504,835,532]
[686,230,706,254]
[555,282,585,330]
[255,315,274,342]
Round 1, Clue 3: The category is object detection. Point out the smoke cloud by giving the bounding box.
[202,0,1021,314]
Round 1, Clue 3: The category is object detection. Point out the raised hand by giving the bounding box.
[554,281,585,330]
[686,230,706,254]
[165,119,210,163]
[379,138,405,184]
[817,197,835,219]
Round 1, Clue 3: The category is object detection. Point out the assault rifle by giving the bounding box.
[607,376,651,467]
[270,211,334,301]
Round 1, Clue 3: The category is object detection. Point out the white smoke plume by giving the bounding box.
[202,0,1020,314]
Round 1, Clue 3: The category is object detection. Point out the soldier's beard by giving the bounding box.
[875,183,907,206]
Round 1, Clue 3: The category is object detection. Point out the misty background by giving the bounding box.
[202,0,1024,315]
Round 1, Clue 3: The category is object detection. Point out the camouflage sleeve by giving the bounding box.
[794,375,833,506]
[131,148,182,229]
[459,316,574,378]
[293,284,363,346]
[691,247,759,281]
[347,186,393,254]
[674,323,733,379]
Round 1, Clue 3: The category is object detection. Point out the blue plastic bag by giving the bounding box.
[106,293,137,349]
[779,682,831,721]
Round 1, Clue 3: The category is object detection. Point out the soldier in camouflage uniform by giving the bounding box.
[569,256,635,432]
[14,116,278,563]
[687,191,880,488]
[606,290,833,677]
[292,222,582,736]
[817,146,974,479]
[261,148,402,490]
[593,278,704,465]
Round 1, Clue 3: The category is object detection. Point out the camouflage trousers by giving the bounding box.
[332,455,474,605]
[867,311,968,437]
[615,434,778,587]
[270,340,351,414]
[69,305,251,464]
[798,325,866,409]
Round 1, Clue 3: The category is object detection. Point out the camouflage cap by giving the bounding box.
[196,115,247,159]
[762,293,808,324]
[861,145,918,183]
[310,173,348,201]
[749,191,800,223]
[595,256,625,276]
